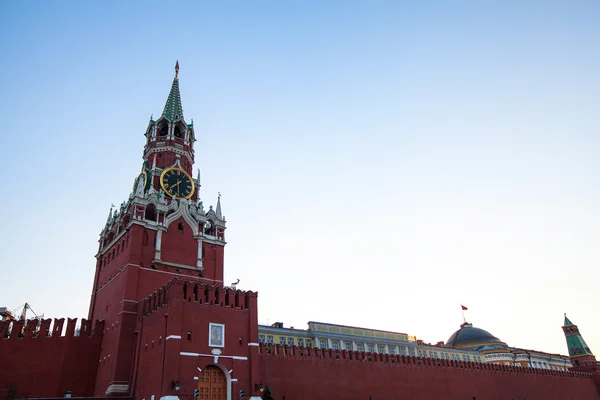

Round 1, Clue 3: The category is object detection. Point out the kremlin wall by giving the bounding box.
[1,64,599,400]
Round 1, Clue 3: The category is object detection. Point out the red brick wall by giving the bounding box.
[201,243,224,283]
[257,345,600,400]
[161,217,198,267]
[0,319,103,398]
[133,279,258,400]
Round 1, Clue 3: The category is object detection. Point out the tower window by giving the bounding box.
[174,126,182,138]
[145,205,157,221]
[158,121,168,136]
[178,222,184,231]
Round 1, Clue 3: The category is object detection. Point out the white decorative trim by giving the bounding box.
[180,352,248,361]
[197,238,203,269]
[194,376,199,380]
[156,259,202,271]
[154,230,163,260]
[231,379,238,382]
[120,299,138,303]
[164,197,200,235]
[118,311,138,315]
[94,264,140,294]
[248,343,259,347]
[159,396,180,400]
[130,263,222,283]
[166,335,182,340]
[106,383,129,394]
[145,146,193,166]
[95,262,224,295]
[97,226,130,256]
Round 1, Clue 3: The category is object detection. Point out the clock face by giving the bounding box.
[160,168,195,199]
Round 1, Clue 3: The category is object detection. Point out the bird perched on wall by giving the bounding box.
[231,279,240,288]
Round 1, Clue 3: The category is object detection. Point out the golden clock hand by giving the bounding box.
[169,180,182,190]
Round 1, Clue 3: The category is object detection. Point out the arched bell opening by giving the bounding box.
[158,120,169,137]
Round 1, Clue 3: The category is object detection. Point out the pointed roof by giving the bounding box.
[563,314,595,357]
[105,204,115,225]
[162,61,184,122]
[564,314,574,326]
[216,193,223,220]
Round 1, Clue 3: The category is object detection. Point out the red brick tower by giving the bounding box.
[87,62,239,397]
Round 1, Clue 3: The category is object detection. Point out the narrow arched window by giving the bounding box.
[145,204,157,221]
[158,121,168,137]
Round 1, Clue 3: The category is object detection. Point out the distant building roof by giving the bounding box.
[446,322,508,351]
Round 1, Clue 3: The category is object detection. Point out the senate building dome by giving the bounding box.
[446,322,509,353]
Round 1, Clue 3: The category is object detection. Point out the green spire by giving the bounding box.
[566,332,593,357]
[564,313,574,326]
[563,315,594,357]
[162,61,184,122]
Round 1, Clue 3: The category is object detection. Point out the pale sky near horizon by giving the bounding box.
[1,1,599,356]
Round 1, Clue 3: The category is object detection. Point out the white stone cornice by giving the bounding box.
[96,225,130,257]
[106,383,129,394]
[154,259,203,272]
[143,145,194,165]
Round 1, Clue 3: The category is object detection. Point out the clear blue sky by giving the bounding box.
[1,1,599,356]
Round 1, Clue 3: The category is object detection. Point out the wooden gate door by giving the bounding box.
[197,365,227,400]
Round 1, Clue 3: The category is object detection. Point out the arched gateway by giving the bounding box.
[198,365,227,399]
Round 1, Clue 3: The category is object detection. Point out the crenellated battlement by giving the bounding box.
[138,277,258,318]
[257,343,593,380]
[0,318,104,397]
[0,318,104,340]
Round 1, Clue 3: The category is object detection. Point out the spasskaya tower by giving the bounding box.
[87,61,228,396]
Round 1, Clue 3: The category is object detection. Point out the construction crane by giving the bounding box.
[0,303,44,338]
[0,303,43,322]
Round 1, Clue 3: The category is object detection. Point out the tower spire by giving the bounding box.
[216,192,223,220]
[162,60,184,122]
[562,314,598,372]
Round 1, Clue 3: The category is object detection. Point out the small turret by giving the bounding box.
[105,204,115,226]
[216,193,223,220]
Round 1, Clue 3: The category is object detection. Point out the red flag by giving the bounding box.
[461,305,468,311]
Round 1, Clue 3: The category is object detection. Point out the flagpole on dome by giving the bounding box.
[461,304,468,324]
